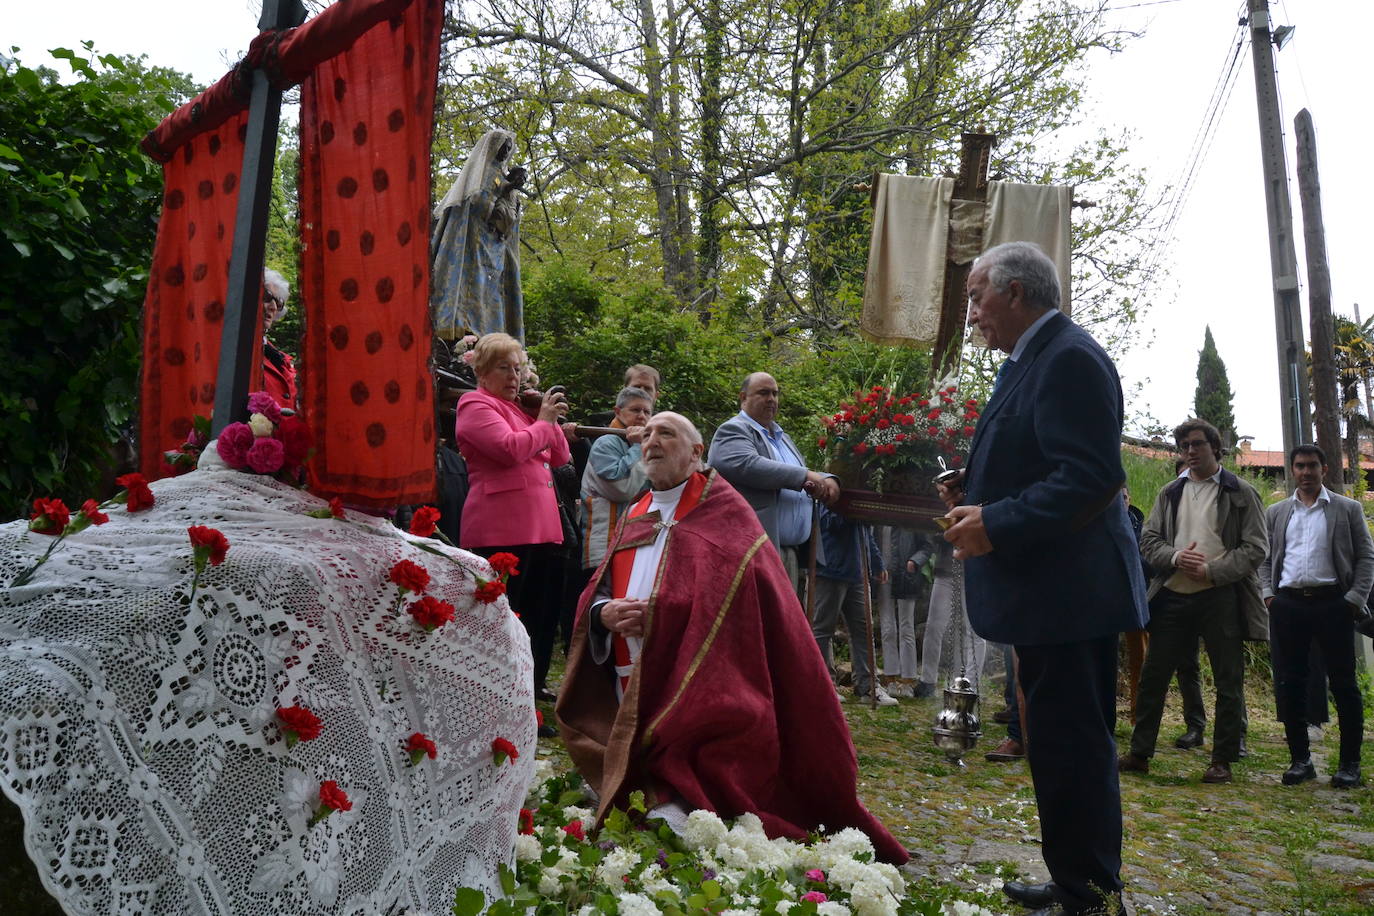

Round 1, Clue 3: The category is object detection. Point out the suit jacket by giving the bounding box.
[708,414,810,549]
[1139,468,1268,640]
[453,386,571,548]
[1258,491,1374,610]
[962,311,1149,646]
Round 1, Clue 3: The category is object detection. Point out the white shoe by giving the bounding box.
[858,686,899,707]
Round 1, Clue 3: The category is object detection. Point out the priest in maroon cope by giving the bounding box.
[556,412,908,864]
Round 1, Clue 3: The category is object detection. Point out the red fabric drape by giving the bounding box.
[138,114,262,477]
[297,0,443,507]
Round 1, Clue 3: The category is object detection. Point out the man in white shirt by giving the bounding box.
[1258,444,1374,788]
[1122,418,1267,784]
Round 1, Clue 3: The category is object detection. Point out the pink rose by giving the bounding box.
[805,869,826,882]
[801,891,828,903]
[246,437,286,473]
[247,391,283,424]
[216,423,255,468]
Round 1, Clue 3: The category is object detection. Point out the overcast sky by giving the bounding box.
[6,0,1362,450]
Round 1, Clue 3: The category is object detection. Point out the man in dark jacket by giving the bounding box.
[810,505,894,704]
[1121,418,1266,785]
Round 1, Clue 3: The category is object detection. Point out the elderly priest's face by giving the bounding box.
[641,413,704,489]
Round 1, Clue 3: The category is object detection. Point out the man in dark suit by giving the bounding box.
[1259,444,1374,789]
[943,242,1148,916]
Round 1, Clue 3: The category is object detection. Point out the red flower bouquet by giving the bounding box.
[816,383,980,493]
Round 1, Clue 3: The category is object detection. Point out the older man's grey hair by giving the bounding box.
[979,242,1059,312]
[615,386,654,410]
[263,268,290,305]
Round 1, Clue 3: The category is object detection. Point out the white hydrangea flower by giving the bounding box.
[720,909,759,916]
[947,902,995,916]
[537,873,562,896]
[872,862,905,897]
[563,805,594,823]
[576,908,598,916]
[850,882,900,916]
[714,841,752,870]
[248,413,275,437]
[616,892,662,915]
[639,863,677,898]
[732,812,765,836]
[595,846,640,887]
[513,834,543,862]
[680,809,729,850]
[817,902,852,916]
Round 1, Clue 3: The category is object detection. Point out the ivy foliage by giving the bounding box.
[0,47,194,519]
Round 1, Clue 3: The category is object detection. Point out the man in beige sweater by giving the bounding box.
[1120,418,1267,784]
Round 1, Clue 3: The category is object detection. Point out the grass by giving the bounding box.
[537,656,1374,914]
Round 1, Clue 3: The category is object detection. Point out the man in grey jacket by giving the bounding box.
[1120,418,1267,785]
[1259,444,1374,789]
[709,372,839,590]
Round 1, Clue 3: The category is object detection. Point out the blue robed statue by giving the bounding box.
[431,128,527,341]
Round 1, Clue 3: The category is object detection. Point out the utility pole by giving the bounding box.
[1294,109,1342,492]
[1247,0,1309,482]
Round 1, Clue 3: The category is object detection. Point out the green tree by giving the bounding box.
[1193,325,1236,447]
[1332,315,1374,487]
[0,47,196,519]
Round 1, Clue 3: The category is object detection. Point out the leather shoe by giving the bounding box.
[985,738,1025,762]
[1281,759,1316,785]
[1117,752,1149,774]
[1173,728,1204,749]
[1003,880,1056,908]
[535,686,558,702]
[993,706,1015,724]
[1238,738,1249,759]
[1332,762,1364,789]
[1202,760,1232,783]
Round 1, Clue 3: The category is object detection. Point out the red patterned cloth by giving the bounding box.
[298,0,443,507]
[138,114,259,478]
[138,0,442,505]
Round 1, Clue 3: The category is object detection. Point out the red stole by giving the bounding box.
[608,473,708,694]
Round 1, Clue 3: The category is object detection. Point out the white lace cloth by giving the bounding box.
[0,446,534,914]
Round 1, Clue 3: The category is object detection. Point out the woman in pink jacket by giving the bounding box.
[455,333,571,701]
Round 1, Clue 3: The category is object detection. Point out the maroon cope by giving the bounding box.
[555,468,908,864]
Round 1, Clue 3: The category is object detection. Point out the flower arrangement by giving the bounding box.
[10,475,155,587]
[816,383,980,494]
[453,767,936,916]
[214,392,314,482]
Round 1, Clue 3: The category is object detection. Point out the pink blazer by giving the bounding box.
[454,387,572,548]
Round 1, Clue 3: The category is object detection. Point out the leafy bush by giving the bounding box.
[0,48,194,519]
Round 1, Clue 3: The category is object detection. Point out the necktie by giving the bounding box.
[993,360,1010,393]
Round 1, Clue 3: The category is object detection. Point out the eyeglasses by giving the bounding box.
[1178,439,1210,452]
[263,294,281,309]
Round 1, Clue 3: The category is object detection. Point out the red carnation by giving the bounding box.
[928,426,940,437]
[409,505,441,538]
[518,808,535,835]
[963,425,976,437]
[404,732,438,765]
[188,525,230,566]
[388,559,430,595]
[536,709,545,726]
[310,780,353,826]
[116,473,155,512]
[895,433,908,442]
[927,408,942,420]
[28,498,70,535]
[409,595,456,631]
[474,579,506,604]
[277,415,314,467]
[277,705,323,745]
[80,499,109,526]
[563,819,585,841]
[491,736,519,766]
[852,442,870,455]
[487,552,521,577]
[816,436,827,449]
[329,497,345,519]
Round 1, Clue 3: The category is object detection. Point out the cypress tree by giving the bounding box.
[1194,326,1237,447]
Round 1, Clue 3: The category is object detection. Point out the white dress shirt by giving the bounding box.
[1278,486,1339,589]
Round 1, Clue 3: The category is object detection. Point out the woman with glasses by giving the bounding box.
[262,269,296,410]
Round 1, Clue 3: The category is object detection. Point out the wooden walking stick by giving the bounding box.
[805,502,819,623]
[858,526,878,711]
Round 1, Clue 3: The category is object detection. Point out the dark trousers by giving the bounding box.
[1017,635,1122,912]
[1131,587,1246,762]
[1270,591,1365,766]
[479,543,562,690]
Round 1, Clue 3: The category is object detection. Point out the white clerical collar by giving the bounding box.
[1290,485,1331,506]
[649,477,690,504]
[1008,307,1058,362]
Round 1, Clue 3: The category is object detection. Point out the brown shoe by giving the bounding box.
[984,738,1025,762]
[1202,761,1232,784]
[1117,752,1149,773]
